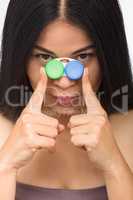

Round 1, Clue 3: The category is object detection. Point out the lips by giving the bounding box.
[46,91,80,107]
[56,96,79,106]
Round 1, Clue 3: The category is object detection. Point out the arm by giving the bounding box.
[0,167,16,200]
[104,149,133,200]
[68,67,133,199]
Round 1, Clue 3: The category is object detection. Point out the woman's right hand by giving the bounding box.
[0,67,64,174]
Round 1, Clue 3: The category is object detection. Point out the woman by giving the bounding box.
[0,0,133,199]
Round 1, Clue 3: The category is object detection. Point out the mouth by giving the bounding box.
[46,90,82,107]
[55,95,80,106]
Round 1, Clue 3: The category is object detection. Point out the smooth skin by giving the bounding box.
[0,20,133,200]
[27,20,102,118]
[0,65,132,200]
[0,66,115,173]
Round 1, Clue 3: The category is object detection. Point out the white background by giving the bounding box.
[0,0,133,72]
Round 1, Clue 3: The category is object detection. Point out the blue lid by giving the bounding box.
[64,60,84,80]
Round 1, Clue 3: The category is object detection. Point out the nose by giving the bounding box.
[53,76,75,89]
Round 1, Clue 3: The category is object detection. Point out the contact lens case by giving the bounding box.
[44,57,84,80]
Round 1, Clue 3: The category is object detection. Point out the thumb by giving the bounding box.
[58,124,65,133]
[26,67,48,113]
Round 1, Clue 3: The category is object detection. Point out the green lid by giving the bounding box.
[44,59,64,79]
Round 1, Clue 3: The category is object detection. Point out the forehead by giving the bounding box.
[36,20,92,54]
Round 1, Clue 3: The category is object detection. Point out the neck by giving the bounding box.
[41,102,87,127]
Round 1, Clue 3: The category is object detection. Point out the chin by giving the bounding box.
[55,107,80,115]
[43,105,84,118]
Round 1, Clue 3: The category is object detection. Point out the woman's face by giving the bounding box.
[27,20,102,117]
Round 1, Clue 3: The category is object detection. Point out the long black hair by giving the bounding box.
[0,0,133,123]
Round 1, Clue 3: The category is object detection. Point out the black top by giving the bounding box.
[15,181,108,200]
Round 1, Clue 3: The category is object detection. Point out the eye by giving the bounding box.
[33,53,54,64]
[75,53,95,63]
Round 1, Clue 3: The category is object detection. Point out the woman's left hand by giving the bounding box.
[68,67,121,173]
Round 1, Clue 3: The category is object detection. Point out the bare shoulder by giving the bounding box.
[0,113,14,150]
[109,109,133,172]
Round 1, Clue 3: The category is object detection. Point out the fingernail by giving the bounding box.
[58,124,65,133]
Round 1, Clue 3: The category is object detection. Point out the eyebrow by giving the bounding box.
[34,44,96,56]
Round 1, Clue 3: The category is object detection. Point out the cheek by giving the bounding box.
[27,58,42,90]
[86,58,102,92]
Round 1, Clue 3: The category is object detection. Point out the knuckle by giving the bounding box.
[22,121,32,134]
[23,124,31,134]
[24,132,35,148]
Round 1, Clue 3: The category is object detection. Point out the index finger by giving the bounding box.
[82,67,103,113]
[26,67,48,113]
